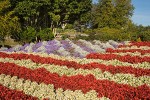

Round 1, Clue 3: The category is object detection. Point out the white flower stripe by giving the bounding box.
[112,52,150,57]
[2,51,150,69]
[118,46,150,50]
[0,58,149,87]
[0,74,110,100]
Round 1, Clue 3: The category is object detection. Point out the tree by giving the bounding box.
[0,0,21,47]
[48,0,92,35]
[12,0,92,39]
[135,25,150,41]
[91,0,134,29]
[14,0,50,29]
[92,0,115,28]
[113,0,134,29]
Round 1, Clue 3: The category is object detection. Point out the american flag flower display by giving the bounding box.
[0,40,149,100]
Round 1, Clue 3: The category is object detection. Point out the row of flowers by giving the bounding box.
[0,74,109,100]
[0,39,122,58]
[111,52,149,57]
[0,41,149,99]
[0,83,37,100]
[22,52,149,69]
[0,57,149,87]
[77,39,109,52]
[0,62,150,99]
[0,52,149,77]
[118,41,150,48]
[118,45,150,50]
[131,41,150,47]
[86,53,150,64]
[106,48,150,55]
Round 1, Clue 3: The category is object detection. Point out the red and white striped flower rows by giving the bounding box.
[0,41,150,100]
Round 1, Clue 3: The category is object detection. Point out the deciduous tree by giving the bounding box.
[0,0,21,47]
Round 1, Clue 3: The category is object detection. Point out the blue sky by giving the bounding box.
[92,0,150,26]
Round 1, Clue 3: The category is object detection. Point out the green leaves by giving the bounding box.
[48,12,60,23]
[13,0,92,30]
[0,0,21,42]
[37,28,54,41]
[114,0,134,29]
[15,1,39,16]
[21,26,36,43]
[1,0,92,43]
[0,0,10,13]
[91,0,134,29]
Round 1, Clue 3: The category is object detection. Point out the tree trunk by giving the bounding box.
[1,41,4,47]
[61,23,67,31]
[53,28,57,37]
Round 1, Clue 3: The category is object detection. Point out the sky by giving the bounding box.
[92,0,150,26]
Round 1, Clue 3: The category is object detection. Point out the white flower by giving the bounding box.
[0,74,5,84]
[108,40,120,46]
[9,76,18,89]
[56,88,64,100]
[3,75,11,87]
[0,47,8,51]
[42,41,48,46]
[100,97,110,100]
[12,45,22,51]
[16,78,24,90]
[85,90,99,100]
[105,42,115,49]
[37,45,46,51]
[124,41,131,45]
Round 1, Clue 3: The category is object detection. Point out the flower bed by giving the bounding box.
[0,40,149,100]
[86,53,150,64]
[118,41,150,48]
[107,48,150,55]
[0,39,122,58]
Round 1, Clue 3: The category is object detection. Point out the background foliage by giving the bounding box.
[0,0,150,47]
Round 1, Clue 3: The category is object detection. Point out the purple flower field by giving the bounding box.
[0,39,125,58]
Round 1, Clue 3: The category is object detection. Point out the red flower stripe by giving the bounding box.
[107,48,150,55]
[0,52,150,77]
[0,84,38,100]
[119,41,150,48]
[86,53,150,64]
[0,62,150,100]
[132,42,150,46]
[83,62,150,77]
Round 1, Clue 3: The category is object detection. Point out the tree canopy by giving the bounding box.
[13,0,92,30]
[0,0,21,46]
[1,0,150,43]
[91,0,134,29]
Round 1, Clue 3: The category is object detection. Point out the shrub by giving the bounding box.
[56,28,63,33]
[92,27,129,41]
[75,34,89,40]
[138,30,150,41]
[20,27,54,43]
[130,32,138,41]
[83,29,93,34]
[63,29,76,34]
[61,34,70,40]
[20,26,36,43]
[37,28,54,41]
[65,24,73,29]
